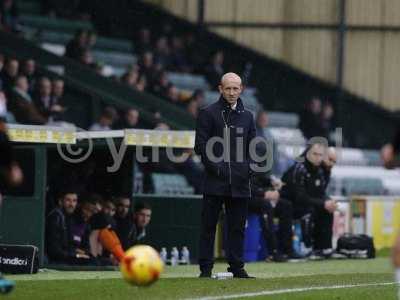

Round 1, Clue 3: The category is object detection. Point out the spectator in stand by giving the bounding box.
[114,197,135,250]
[139,51,157,87]
[190,89,205,107]
[51,79,65,106]
[46,189,92,265]
[154,36,171,70]
[79,49,95,68]
[135,75,147,92]
[299,97,324,140]
[9,75,46,124]
[121,70,139,90]
[0,0,19,32]
[0,58,18,94]
[320,102,334,144]
[65,29,88,60]
[135,28,152,55]
[165,84,181,106]
[34,77,65,122]
[133,202,152,243]
[204,51,225,90]
[21,59,37,94]
[170,35,189,72]
[50,78,67,122]
[113,108,140,129]
[186,99,199,119]
[151,71,170,97]
[90,106,117,131]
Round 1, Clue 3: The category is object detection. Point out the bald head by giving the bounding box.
[323,147,337,170]
[219,72,242,105]
[221,72,242,86]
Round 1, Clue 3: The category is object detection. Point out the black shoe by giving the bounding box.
[199,271,212,278]
[270,253,288,263]
[228,268,255,279]
[309,250,325,261]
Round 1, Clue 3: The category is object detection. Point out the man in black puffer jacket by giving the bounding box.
[281,143,337,258]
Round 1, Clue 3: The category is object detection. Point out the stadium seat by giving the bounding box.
[167,72,210,91]
[269,128,306,145]
[91,50,136,68]
[151,173,194,195]
[267,112,299,128]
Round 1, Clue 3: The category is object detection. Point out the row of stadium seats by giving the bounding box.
[151,173,194,195]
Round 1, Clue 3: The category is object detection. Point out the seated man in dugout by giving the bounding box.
[45,189,92,265]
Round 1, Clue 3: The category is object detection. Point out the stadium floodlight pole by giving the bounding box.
[336,0,346,89]
[197,0,205,26]
[335,0,347,141]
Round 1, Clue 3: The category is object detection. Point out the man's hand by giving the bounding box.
[50,104,65,113]
[264,191,280,202]
[324,199,337,213]
[271,177,284,190]
[76,249,90,259]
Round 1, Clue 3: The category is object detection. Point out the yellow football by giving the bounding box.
[120,245,164,286]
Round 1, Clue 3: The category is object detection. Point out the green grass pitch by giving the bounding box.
[6,257,399,299]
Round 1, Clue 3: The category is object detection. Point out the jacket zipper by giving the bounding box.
[223,109,232,185]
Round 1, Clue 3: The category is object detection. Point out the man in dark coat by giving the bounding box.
[194,72,256,278]
[249,173,294,262]
[46,190,92,265]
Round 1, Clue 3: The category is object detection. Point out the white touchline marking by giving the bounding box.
[185,282,398,300]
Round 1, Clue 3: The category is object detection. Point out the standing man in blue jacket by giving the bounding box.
[194,72,256,278]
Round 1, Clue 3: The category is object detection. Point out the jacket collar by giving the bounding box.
[304,157,319,174]
[218,96,245,113]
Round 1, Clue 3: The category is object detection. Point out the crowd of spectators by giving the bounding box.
[45,189,152,266]
[62,26,230,124]
[0,55,70,125]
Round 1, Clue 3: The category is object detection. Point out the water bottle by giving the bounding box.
[180,246,190,265]
[170,247,179,266]
[160,247,167,264]
[211,272,233,280]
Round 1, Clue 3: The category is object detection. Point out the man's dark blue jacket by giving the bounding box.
[194,96,256,198]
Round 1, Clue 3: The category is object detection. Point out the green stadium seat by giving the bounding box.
[167,72,210,91]
[151,173,194,195]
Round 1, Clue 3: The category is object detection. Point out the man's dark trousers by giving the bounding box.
[199,194,248,273]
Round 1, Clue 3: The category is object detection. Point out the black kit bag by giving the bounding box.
[336,234,375,259]
[0,244,39,274]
